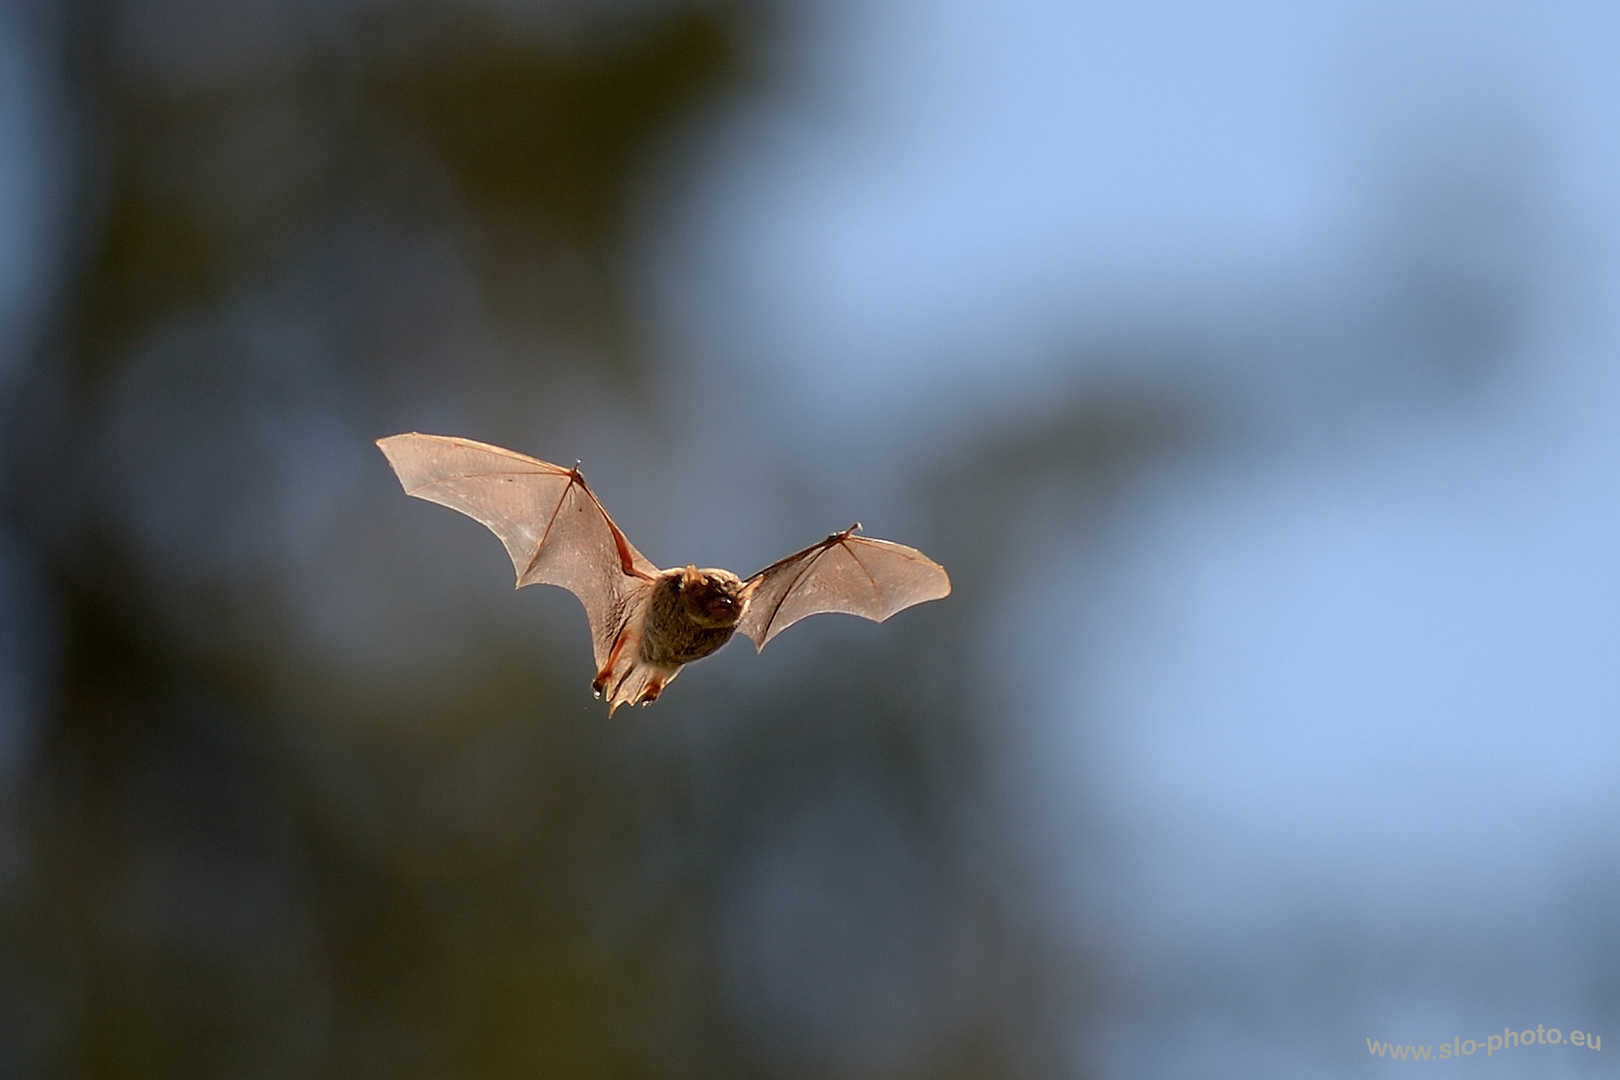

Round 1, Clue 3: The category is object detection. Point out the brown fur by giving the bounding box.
[640,566,743,666]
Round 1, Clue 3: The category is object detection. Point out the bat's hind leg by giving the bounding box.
[593,629,634,698]
[595,620,678,714]
[637,673,668,707]
[603,666,665,716]
[601,662,679,715]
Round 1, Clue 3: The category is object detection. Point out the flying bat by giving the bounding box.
[377,433,951,714]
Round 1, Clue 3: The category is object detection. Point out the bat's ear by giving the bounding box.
[682,565,701,590]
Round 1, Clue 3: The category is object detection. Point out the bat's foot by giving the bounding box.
[636,674,667,706]
[598,658,678,715]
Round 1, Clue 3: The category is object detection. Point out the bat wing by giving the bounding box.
[737,525,951,650]
[377,433,658,669]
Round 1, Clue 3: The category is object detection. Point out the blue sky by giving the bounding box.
[649,0,1620,1070]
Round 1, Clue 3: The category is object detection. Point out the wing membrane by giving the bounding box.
[378,433,657,667]
[738,528,951,650]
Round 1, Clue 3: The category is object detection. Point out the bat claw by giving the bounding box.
[634,674,668,707]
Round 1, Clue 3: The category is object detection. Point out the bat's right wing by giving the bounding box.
[737,525,951,650]
[377,433,659,669]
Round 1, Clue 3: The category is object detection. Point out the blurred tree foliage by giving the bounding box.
[0,2,1125,1077]
[74,1,741,372]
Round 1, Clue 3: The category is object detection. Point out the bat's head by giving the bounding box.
[678,565,746,628]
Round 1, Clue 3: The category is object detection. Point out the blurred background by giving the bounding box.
[1,0,1617,1075]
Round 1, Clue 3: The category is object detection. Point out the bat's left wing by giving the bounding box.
[377,433,658,670]
[737,525,951,650]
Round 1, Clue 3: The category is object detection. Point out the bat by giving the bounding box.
[377,433,951,714]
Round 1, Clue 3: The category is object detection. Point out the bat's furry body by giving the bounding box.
[377,433,950,714]
[641,569,742,665]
